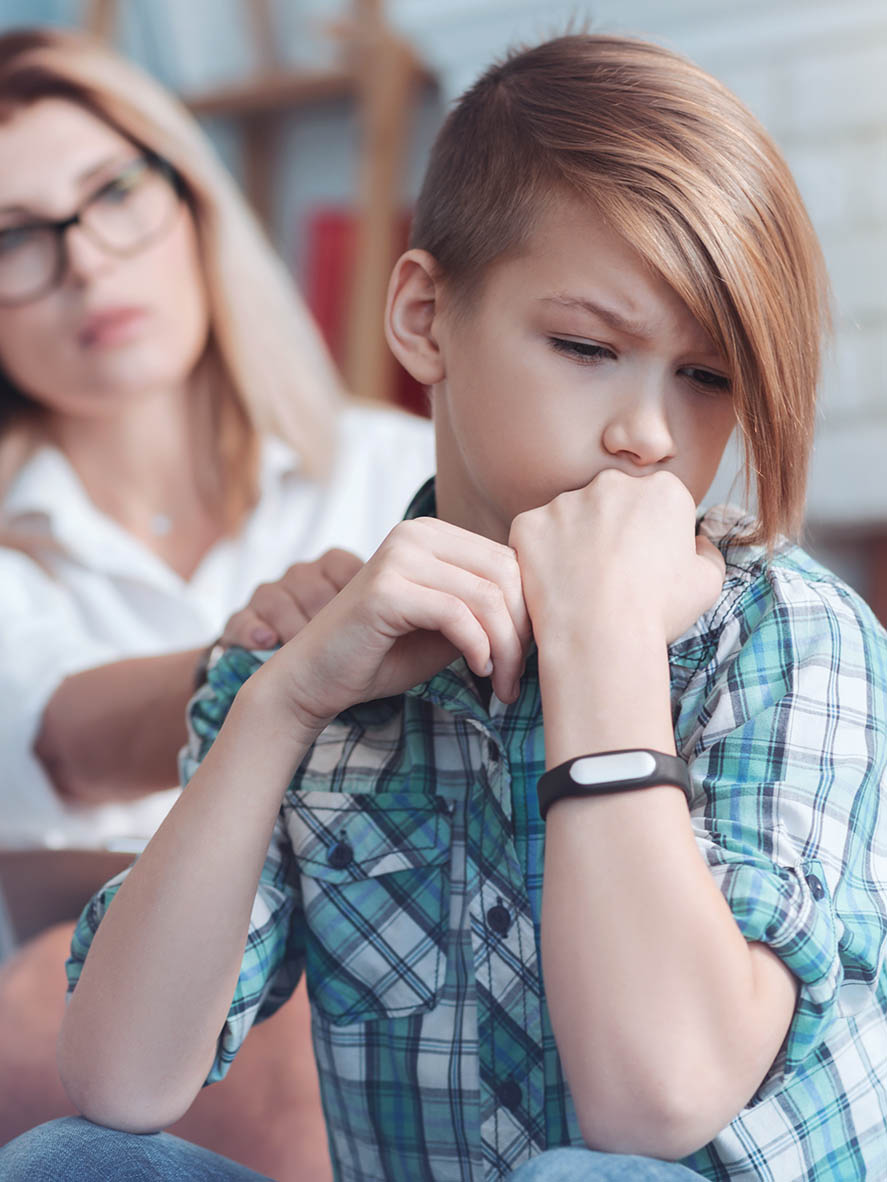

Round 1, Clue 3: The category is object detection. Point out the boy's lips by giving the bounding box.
[78,306,148,348]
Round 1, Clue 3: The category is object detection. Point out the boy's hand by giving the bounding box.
[509,468,725,651]
[258,518,532,734]
[220,549,364,649]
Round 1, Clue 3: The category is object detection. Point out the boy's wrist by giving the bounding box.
[538,627,674,763]
[236,660,333,752]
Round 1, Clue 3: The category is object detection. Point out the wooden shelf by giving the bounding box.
[185,58,435,120]
[186,67,358,119]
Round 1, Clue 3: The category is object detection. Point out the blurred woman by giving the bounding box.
[0,27,433,1180]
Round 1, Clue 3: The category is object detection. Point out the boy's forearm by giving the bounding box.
[538,623,796,1157]
[58,666,317,1132]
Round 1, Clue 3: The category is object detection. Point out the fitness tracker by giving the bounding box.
[537,749,692,819]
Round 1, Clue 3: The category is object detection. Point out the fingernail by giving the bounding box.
[482,658,493,676]
[251,626,276,647]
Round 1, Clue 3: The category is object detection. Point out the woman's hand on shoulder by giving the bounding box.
[220,548,364,649]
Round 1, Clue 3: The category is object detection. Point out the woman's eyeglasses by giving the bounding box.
[0,154,185,306]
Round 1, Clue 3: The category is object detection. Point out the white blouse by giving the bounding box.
[0,403,435,850]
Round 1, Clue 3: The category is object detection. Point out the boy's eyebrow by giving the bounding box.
[540,294,653,339]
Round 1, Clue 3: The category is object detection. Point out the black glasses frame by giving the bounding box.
[0,152,185,307]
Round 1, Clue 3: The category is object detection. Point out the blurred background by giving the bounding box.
[1,0,885,620]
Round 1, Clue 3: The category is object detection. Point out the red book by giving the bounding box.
[302,207,429,418]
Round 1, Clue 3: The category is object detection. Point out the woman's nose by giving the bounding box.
[601,387,676,468]
[62,224,115,286]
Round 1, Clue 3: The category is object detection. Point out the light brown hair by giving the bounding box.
[0,27,344,540]
[411,34,829,544]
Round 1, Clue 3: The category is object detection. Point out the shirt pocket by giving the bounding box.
[285,789,453,1025]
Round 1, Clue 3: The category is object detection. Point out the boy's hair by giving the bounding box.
[410,34,829,544]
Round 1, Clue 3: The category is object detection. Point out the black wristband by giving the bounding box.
[537,749,691,820]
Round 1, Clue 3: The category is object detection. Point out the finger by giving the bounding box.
[392,548,526,702]
[282,562,350,622]
[220,608,277,649]
[249,584,312,645]
[695,535,727,580]
[695,536,728,607]
[388,519,532,695]
[367,567,495,683]
[316,548,364,589]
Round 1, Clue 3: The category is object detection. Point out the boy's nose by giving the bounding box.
[601,390,676,468]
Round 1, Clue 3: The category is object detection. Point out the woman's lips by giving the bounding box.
[78,306,148,348]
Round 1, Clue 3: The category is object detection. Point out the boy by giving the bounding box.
[9,32,886,1182]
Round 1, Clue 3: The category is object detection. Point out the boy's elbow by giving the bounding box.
[59,1068,196,1135]
[573,1067,735,1161]
[57,1028,202,1134]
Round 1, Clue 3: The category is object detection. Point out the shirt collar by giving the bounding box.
[3,437,303,584]
[403,475,437,521]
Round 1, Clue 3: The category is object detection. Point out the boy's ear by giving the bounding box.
[385,249,446,386]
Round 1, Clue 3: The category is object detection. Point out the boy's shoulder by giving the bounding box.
[180,645,403,790]
[670,503,887,673]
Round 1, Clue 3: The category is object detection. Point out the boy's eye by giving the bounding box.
[681,366,731,393]
[548,337,614,364]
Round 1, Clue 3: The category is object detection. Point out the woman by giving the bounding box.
[0,27,433,1180]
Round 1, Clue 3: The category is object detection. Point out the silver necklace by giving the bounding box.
[149,513,174,536]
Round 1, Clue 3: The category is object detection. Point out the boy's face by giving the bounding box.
[429,195,737,545]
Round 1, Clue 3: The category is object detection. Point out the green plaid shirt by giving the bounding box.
[69,482,887,1181]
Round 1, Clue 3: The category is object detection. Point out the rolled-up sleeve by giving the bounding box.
[678,563,887,1075]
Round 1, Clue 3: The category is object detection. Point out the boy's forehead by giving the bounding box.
[489,199,720,354]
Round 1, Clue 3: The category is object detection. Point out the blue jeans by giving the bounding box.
[509,1146,703,1179]
[0,1117,272,1180]
[0,1117,702,1180]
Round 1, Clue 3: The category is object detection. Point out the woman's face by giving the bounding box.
[0,98,209,420]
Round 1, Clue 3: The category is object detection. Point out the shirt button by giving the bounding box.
[487,740,500,764]
[486,903,511,936]
[805,873,825,901]
[497,1079,522,1110]
[327,839,354,869]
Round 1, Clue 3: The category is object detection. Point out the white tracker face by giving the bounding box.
[569,751,657,785]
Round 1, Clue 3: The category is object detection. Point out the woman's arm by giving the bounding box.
[35,649,204,803]
[35,550,363,804]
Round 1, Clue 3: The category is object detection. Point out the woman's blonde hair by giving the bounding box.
[411,34,830,545]
[0,27,344,535]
